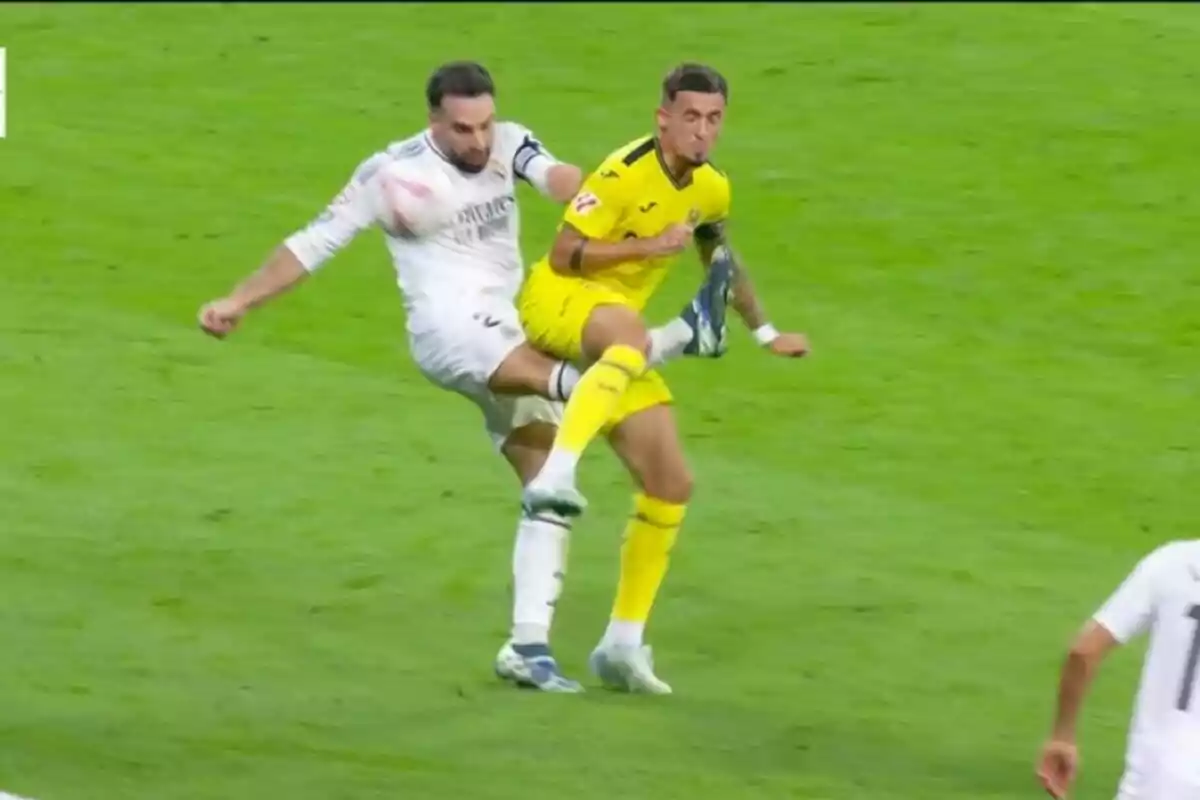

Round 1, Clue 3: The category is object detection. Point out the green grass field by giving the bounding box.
[2,3,1198,798]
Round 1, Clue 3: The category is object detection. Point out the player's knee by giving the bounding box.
[598,342,648,378]
[672,468,695,504]
[641,464,693,505]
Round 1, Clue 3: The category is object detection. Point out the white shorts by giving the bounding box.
[407,297,562,450]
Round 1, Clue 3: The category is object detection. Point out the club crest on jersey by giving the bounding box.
[489,159,508,180]
[572,191,600,215]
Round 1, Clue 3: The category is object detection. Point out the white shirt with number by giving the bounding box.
[1094,539,1200,800]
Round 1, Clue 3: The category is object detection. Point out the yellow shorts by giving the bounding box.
[519,269,673,429]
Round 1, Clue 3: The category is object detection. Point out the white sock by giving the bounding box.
[538,447,580,485]
[547,361,582,400]
[511,510,570,646]
[648,318,694,366]
[602,619,645,648]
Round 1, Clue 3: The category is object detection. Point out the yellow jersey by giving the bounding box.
[528,135,731,310]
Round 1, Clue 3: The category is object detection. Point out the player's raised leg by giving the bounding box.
[492,419,582,693]
[639,250,736,365]
[589,395,691,695]
[484,310,723,406]
[523,304,652,517]
[487,342,582,401]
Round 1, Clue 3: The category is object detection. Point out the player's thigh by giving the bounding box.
[408,299,525,397]
[580,303,651,363]
[606,372,692,504]
[519,276,632,363]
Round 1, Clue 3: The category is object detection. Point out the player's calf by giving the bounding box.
[524,306,652,516]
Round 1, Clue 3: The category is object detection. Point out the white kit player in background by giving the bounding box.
[1037,539,1200,800]
[197,62,715,694]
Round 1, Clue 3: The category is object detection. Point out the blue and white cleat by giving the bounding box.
[522,479,588,519]
[681,245,735,358]
[495,640,584,693]
[588,643,673,695]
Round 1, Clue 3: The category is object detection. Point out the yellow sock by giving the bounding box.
[611,494,687,624]
[556,344,646,455]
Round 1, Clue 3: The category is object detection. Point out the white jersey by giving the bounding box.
[284,121,559,322]
[280,121,566,450]
[1094,540,1200,800]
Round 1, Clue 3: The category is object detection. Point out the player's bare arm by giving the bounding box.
[542,164,583,204]
[693,222,810,357]
[198,245,308,338]
[198,150,379,340]
[1036,620,1120,799]
[548,222,690,275]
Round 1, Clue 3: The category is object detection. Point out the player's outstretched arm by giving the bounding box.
[199,157,381,339]
[1036,621,1120,799]
[693,223,809,358]
[198,246,308,339]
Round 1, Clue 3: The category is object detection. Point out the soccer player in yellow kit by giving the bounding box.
[517,63,809,693]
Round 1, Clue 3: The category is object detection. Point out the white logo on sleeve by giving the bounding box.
[572,191,600,215]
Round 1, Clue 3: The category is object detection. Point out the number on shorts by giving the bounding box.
[473,312,501,329]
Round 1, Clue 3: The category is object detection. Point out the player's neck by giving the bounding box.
[653,138,695,188]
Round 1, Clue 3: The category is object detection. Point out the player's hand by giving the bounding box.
[198,297,247,339]
[766,331,811,358]
[646,223,694,257]
[1036,739,1078,799]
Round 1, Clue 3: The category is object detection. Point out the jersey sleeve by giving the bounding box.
[561,163,628,240]
[694,171,731,243]
[509,124,561,199]
[1093,543,1177,643]
[283,153,387,272]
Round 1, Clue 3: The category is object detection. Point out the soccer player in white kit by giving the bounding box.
[1037,539,1200,799]
[197,62,730,693]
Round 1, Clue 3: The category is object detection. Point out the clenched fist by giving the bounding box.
[646,222,694,257]
[198,297,247,339]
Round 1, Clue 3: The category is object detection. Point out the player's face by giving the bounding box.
[430,94,496,174]
[657,91,726,166]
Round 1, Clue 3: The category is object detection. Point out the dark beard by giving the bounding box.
[449,153,488,174]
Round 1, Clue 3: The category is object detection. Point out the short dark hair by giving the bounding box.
[662,63,728,104]
[426,61,495,110]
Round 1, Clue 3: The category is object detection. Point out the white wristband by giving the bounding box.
[753,323,780,346]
